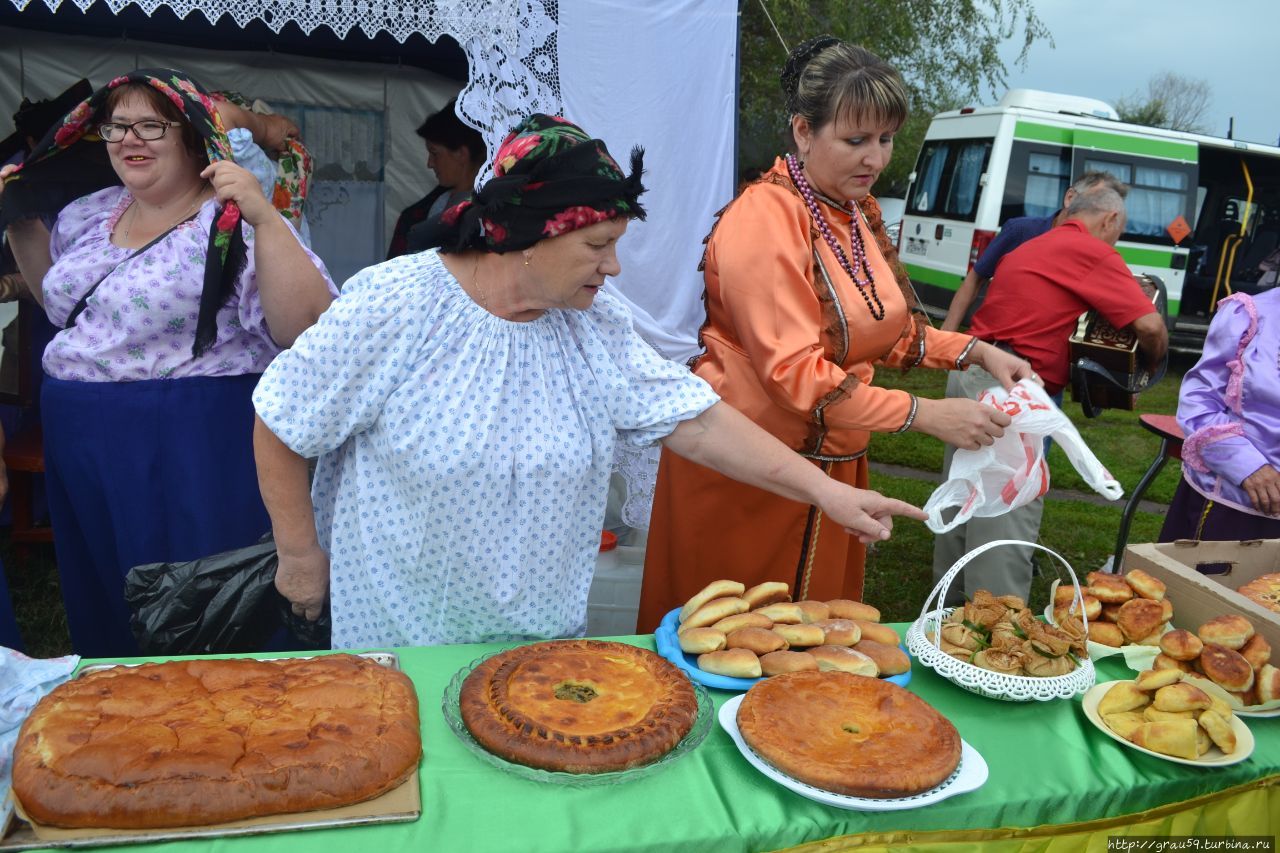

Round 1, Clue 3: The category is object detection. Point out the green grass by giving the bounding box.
[869,356,1188,504]
[3,536,69,658]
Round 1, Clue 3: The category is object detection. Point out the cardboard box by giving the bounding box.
[1123,540,1280,653]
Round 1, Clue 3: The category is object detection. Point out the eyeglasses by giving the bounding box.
[98,120,182,143]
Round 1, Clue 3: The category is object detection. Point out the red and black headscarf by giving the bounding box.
[2,69,246,357]
[436,113,646,254]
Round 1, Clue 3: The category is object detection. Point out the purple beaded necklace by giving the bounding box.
[785,152,884,321]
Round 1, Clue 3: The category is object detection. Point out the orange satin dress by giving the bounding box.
[637,158,975,631]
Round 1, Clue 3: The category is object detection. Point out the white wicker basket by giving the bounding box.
[905,539,1096,702]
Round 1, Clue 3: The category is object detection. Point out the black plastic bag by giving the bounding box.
[124,534,330,655]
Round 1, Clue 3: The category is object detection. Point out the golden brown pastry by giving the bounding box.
[1099,603,1125,623]
[1230,686,1260,707]
[736,671,960,798]
[1124,569,1167,601]
[1197,709,1237,754]
[1237,572,1280,614]
[1143,706,1195,722]
[794,600,832,623]
[752,602,805,624]
[1053,585,1078,606]
[1199,643,1255,693]
[1088,621,1126,648]
[1129,719,1200,760]
[712,612,773,633]
[1134,626,1168,647]
[1196,615,1255,650]
[677,627,727,654]
[742,581,791,609]
[813,618,861,646]
[698,648,763,679]
[462,640,697,775]
[683,596,750,629]
[1153,682,1213,713]
[852,640,910,676]
[1153,652,1193,673]
[13,656,421,829]
[1098,681,1150,715]
[1239,634,1271,671]
[771,623,826,648]
[825,599,881,622]
[852,620,899,647]
[725,627,788,655]
[1160,599,1175,622]
[808,645,878,676]
[679,580,746,623]
[1103,711,1147,739]
[759,650,819,676]
[1087,572,1135,604]
[1159,629,1203,661]
[1256,663,1280,704]
[1135,668,1183,691]
[1196,725,1213,756]
[1117,598,1165,643]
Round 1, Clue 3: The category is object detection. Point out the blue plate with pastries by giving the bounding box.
[654,607,911,691]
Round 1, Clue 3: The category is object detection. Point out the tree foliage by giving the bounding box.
[738,0,1053,195]
[1115,72,1212,135]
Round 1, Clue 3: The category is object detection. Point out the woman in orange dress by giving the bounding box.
[637,38,1035,629]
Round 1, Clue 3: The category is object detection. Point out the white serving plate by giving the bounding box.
[716,694,987,811]
[1080,681,1256,767]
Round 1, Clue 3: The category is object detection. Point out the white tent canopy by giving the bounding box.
[1,0,736,358]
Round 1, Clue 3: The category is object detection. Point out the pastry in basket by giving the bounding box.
[1237,573,1280,614]
[12,655,421,829]
[934,595,1081,678]
[736,671,961,798]
[461,640,698,774]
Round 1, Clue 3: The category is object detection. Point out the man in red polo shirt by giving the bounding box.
[932,185,1168,603]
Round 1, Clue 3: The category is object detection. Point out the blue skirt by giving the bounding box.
[42,374,270,658]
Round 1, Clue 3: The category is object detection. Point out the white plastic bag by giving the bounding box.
[923,379,1123,533]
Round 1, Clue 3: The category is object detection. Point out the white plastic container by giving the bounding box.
[586,530,646,637]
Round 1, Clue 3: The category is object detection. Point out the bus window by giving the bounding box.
[1084,157,1195,242]
[943,140,993,218]
[910,142,948,213]
[1025,151,1071,216]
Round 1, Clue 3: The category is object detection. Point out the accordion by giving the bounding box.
[1068,274,1164,417]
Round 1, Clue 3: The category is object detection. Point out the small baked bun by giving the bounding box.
[759,650,818,676]
[826,599,880,622]
[1103,711,1147,739]
[1053,585,1078,606]
[712,612,773,633]
[1087,572,1134,604]
[813,619,861,646]
[1098,681,1150,715]
[852,639,910,676]
[1117,598,1165,643]
[1196,725,1213,756]
[794,600,831,623]
[1153,653,1193,673]
[753,602,804,624]
[1230,686,1260,707]
[1143,706,1195,722]
[1134,625,1168,647]
[1197,615,1255,650]
[808,645,878,676]
[1199,643,1255,693]
[697,648,762,679]
[684,596,750,629]
[680,580,746,623]
[1057,596,1100,621]
[1239,634,1271,671]
[1124,569,1167,601]
[852,620,899,647]
[1160,599,1175,622]
[1159,629,1203,661]
[1255,663,1280,704]
[1153,682,1213,713]
[1129,719,1200,760]
[1100,603,1125,623]
[771,623,826,648]
[1135,668,1182,691]
[1197,709,1237,754]
[677,627,727,654]
[742,581,791,609]
[1088,621,1126,648]
[725,627,788,655]
[1206,691,1233,720]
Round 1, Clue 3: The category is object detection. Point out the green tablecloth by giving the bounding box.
[17,630,1280,852]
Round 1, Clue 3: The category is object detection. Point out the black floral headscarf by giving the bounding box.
[3,69,247,357]
[437,114,646,253]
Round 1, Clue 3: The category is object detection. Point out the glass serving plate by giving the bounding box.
[441,651,714,788]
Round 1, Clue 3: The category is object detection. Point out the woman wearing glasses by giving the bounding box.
[0,69,335,656]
